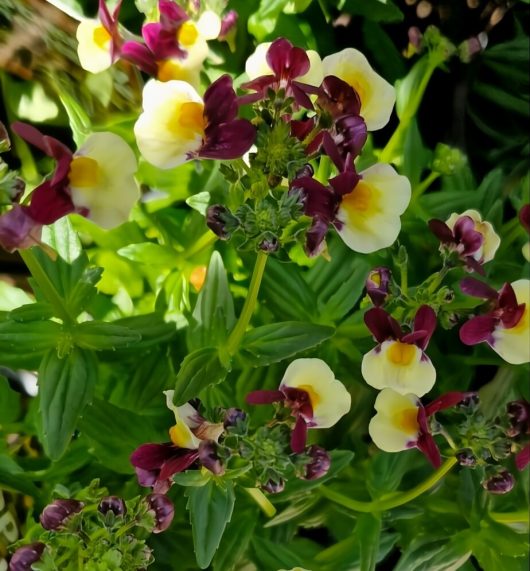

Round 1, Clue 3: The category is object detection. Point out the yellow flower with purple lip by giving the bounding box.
[361,306,437,397]
[322,48,396,130]
[246,358,351,453]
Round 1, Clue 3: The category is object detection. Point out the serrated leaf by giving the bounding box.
[238,321,334,367]
[72,321,141,350]
[187,480,236,569]
[8,302,54,322]
[117,242,178,268]
[39,347,98,460]
[213,508,258,571]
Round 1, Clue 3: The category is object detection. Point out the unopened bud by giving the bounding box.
[218,10,238,41]
[482,470,515,494]
[365,267,391,306]
[98,496,127,517]
[145,494,174,534]
[224,407,247,429]
[258,233,279,253]
[9,542,45,571]
[303,445,331,480]
[262,478,285,494]
[198,440,224,476]
[456,449,476,467]
[206,205,239,240]
[40,499,83,530]
[506,400,529,437]
[457,394,480,411]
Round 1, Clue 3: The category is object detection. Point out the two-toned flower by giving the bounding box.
[134,75,255,169]
[369,388,473,467]
[246,358,351,453]
[362,305,437,397]
[0,122,138,252]
[459,277,529,365]
[428,209,500,273]
[130,390,224,493]
[365,267,392,307]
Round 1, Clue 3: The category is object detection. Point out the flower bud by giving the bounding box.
[9,542,45,571]
[0,121,10,153]
[223,407,247,429]
[482,470,515,494]
[206,205,239,240]
[98,496,127,517]
[506,400,529,437]
[258,233,279,253]
[198,440,224,476]
[456,394,480,411]
[145,494,174,534]
[218,10,238,41]
[40,499,83,530]
[456,449,476,467]
[262,478,285,494]
[365,267,391,306]
[302,445,331,480]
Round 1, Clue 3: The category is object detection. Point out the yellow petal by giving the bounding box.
[76,20,112,74]
[280,358,351,428]
[322,48,395,130]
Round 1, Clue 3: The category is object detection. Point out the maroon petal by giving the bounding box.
[364,307,402,343]
[290,415,308,453]
[498,282,518,312]
[460,277,498,299]
[11,122,73,168]
[130,442,176,471]
[428,219,454,244]
[416,407,441,468]
[158,0,188,28]
[515,444,530,471]
[204,75,238,126]
[246,390,285,405]
[158,450,199,481]
[318,75,361,117]
[329,170,360,197]
[306,216,329,257]
[459,315,497,345]
[292,175,336,221]
[0,205,41,252]
[401,330,428,345]
[291,82,314,110]
[519,204,530,234]
[121,41,158,75]
[200,120,256,160]
[322,131,345,172]
[27,180,75,225]
[135,467,159,488]
[266,38,310,80]
[424,391,476,417]
[454,216,483,256]
[142,23,186,60]
[463,255,485,275]
[412,305,437,350]
[291,118,315,141]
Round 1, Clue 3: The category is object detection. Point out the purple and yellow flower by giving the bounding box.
[365,267,392,307]
[246,358,351,453]
[134,75,255,169]
[130,390,224,493]
[0,122,138,252]
[322,48,395,130]
[361,306,437,397]
[429,209,500,273]
[76,0,122,73]
[369,388,472,467]
[460,278,529,365]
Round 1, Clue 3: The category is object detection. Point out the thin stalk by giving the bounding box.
[320,457,457,513]
[183,230,217,260]
[19,248,74,325]
[244,487,277,517]
[489,511,529,525]
[413,171,440,201]
[226,251,268,355]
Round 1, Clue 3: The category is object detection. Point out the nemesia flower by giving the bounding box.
[134,75,255,169]
[242,38,322,108]
[368,388,472,467]
[459,278,530,365]
[365,267,392,307]
[303,445,331,480]
[144,493,174,533]
[77,0,122,73]
[482,470,515,494]
[246,358,351,453]
[8,542,46,571]
[40,499,83,530]
[520,204,530,261]
[130,390,224,493]
[505,400,529,471]
[429,209,500,273]
[361,305,437,397]
[322,48,396,130]
[0,122,138,252]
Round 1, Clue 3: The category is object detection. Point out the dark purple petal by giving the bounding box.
[292,175,337,222]
[204,75,238,126]
[302,445,331,480]
[145,493,174,533]
[98,0,122,60]
[424,391,476,417]
[0,205,41,252]
[317,75,361,117]
[142,23,186,60]
[322,131,345,172]
[329,170,360,197]
[198,440,224,475]
[428,219,454,244]
[120,41,158,75]
[266,38,310,80]
[519,204,530,234]
[158,450,200,481]
[365,267,391,307]
[364,307,402,343]
[459,315,497,345]
[334,114,367,159]
[246,390,285,405]
[454,216,483,256]
[262,478,285,494]
[27,180,75,225]
[400,330,428,345]
[291,82,314,110]
[463,255,485,275]
[412,305,437,350]
[497,282,525,329]
[130,443,176,471]
[416,407,441,468]
[40,499,83,530]
[200,120,256,160]
[98,496,127,516]
[135,467,158,488]
[224,407,247,428]
[515,445,530,471]
[290,118,316,142]
[218,10,238,40]
[482,470,515,494]
[158,0,188,26]
[305,216,329,257]
[290,414,308,454]
[9,542,45,571]
[460,277,498,299]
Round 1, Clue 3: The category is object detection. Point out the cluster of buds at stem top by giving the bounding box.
[40,499,84,531]
[459,277,529,365]
[505,400,530,471]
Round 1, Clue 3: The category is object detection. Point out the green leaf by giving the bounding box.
[186,191,211,215]
[238,321,334,367]
[39,347,98,460]
[9,302,54,322]
[72,321,141,351]
[109,313,177,351]
[0,281,33,311]
[213,508,258,571]
[394,533,472,571]
[248,0,289,40]
[251,537,306,569]
[0,455,39,496]
[187,251,235,351]
[340,0,403,22]
[187,480,236,569]
[117,243,178,268]
[0,320,61,368]
[173,347,228,406]
[357,513,382,571]
[173,471,211,487]
[0,376,20,424]
[66,266,103,317]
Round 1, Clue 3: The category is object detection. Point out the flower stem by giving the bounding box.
[226,251,268,355]
[489,511,529,525]
[413,171,440,201]
[183,230,217,260]
[319,456,457,513]
[244,487,276,517]
[19,248,74,325]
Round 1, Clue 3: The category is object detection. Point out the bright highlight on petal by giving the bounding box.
[164,390,202,449]
[280,358,351,428]
[69,132,138,229]
[196,10,222,40]
[76,20,112,74]
[134,80,205,169]
[362,340,436,397]
[336,163,411,254]
[491,279,530,365]
[446,209,500,263]
[368,389,420,452]
[322,48,395,130]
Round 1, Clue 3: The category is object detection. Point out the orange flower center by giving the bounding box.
[93,25,111,49]
[167,101,205,139]
[68,156,101,187]
[178,21,199,47]
[394,407,419,435]
[387,341,416,366]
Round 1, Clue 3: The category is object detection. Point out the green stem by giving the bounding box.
[320,457,457,513]
[183,230,217,259]
[226,251,268,355]
[489,511,529,524]
[19,248,74,325]
[413,171,440,201]
[244,487,276,517]
[399,261,408,296]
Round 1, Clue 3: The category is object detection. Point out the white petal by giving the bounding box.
[70,132,138,229]
[361,340,436,397]
[280,358,351,428]
[491,279,530,365]
[336,163,411,254]
[76,20,112,74]
[196,10,222,40]
[163,390,202,449]
[322,48,395,130]
[298,50,324,87]
[445,209,500,263]
[245,42,272,80]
